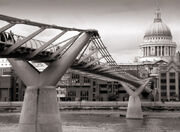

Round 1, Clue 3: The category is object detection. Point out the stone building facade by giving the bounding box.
[159,60,180,101]
[57,69,128,101]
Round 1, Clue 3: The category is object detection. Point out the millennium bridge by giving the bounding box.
[0,14,151,132]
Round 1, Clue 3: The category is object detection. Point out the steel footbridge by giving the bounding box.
[0,14,142,87]
[0,14,151,132]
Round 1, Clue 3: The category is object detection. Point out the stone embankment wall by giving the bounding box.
[1,101,180,112]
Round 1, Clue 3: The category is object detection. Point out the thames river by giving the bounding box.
[1,111,180,132]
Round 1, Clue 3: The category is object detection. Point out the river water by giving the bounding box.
[1,111,180,132]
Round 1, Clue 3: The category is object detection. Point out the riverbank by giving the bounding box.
[1,110,180,132]
[1,110,180,118]
[1,101,180,112]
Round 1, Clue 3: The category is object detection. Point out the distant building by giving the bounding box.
[57,69,128,101]
[0,58,129,102]
[0,67,13,101]
[0,67,25,101]
[11,70,26,101]
[159,60,180,101]
[0,75,13,101]
[139,8,177,63]
[134,8,180,102]
[0,59,47,101]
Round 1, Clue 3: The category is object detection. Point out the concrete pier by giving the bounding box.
[126,95,143,119]
[121,78,151,119]
[7,33,92,132]
[19,86,62,132]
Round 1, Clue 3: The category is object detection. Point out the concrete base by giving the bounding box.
[126,95,143,119]
[18,86,62,132]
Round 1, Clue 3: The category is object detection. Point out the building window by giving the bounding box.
[80,91,89,101]
[93,81,96,86]
[16,88,19,93]
[161,79,166,83]
[80,91,89,96]
[99,84,107,88]
[169,72,175,77]
[68,91,76,96]
[170,92,176,97]
[170,85,176,90]
[72,74,80,83]
[161,85,166,90]
[161,73,166,77]
[170,79,175,83]
[161,92,167,97]
[99,90,108,94]
[84,77,90,83]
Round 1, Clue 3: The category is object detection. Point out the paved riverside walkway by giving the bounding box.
[1,110,180,118]
[1,101,180,115]
[1,101,180,107]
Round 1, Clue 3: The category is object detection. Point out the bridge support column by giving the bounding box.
[19,86,62,132]
[121,79,151,119]
[126,95,143,119]
[7,32,92,132]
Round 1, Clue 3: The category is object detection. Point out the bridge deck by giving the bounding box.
[0,14,143,87]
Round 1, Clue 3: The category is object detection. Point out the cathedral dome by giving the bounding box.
[139,8,177,63]
[144,9,172,38]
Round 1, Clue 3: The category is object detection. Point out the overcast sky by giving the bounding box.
[0,0,180,63]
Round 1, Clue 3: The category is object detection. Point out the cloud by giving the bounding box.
[111,49,141,63]
[0,0,180,63]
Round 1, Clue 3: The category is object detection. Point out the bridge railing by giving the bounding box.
[0,32,140,86]
[0,31,59,53]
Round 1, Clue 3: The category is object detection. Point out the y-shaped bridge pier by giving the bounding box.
[121,79,151,119]
[0,14,151,132]
[8,32,91,132]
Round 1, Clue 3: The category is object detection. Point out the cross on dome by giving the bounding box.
[154,8,162,22]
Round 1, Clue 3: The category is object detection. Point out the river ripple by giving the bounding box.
[0,111,180,132]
